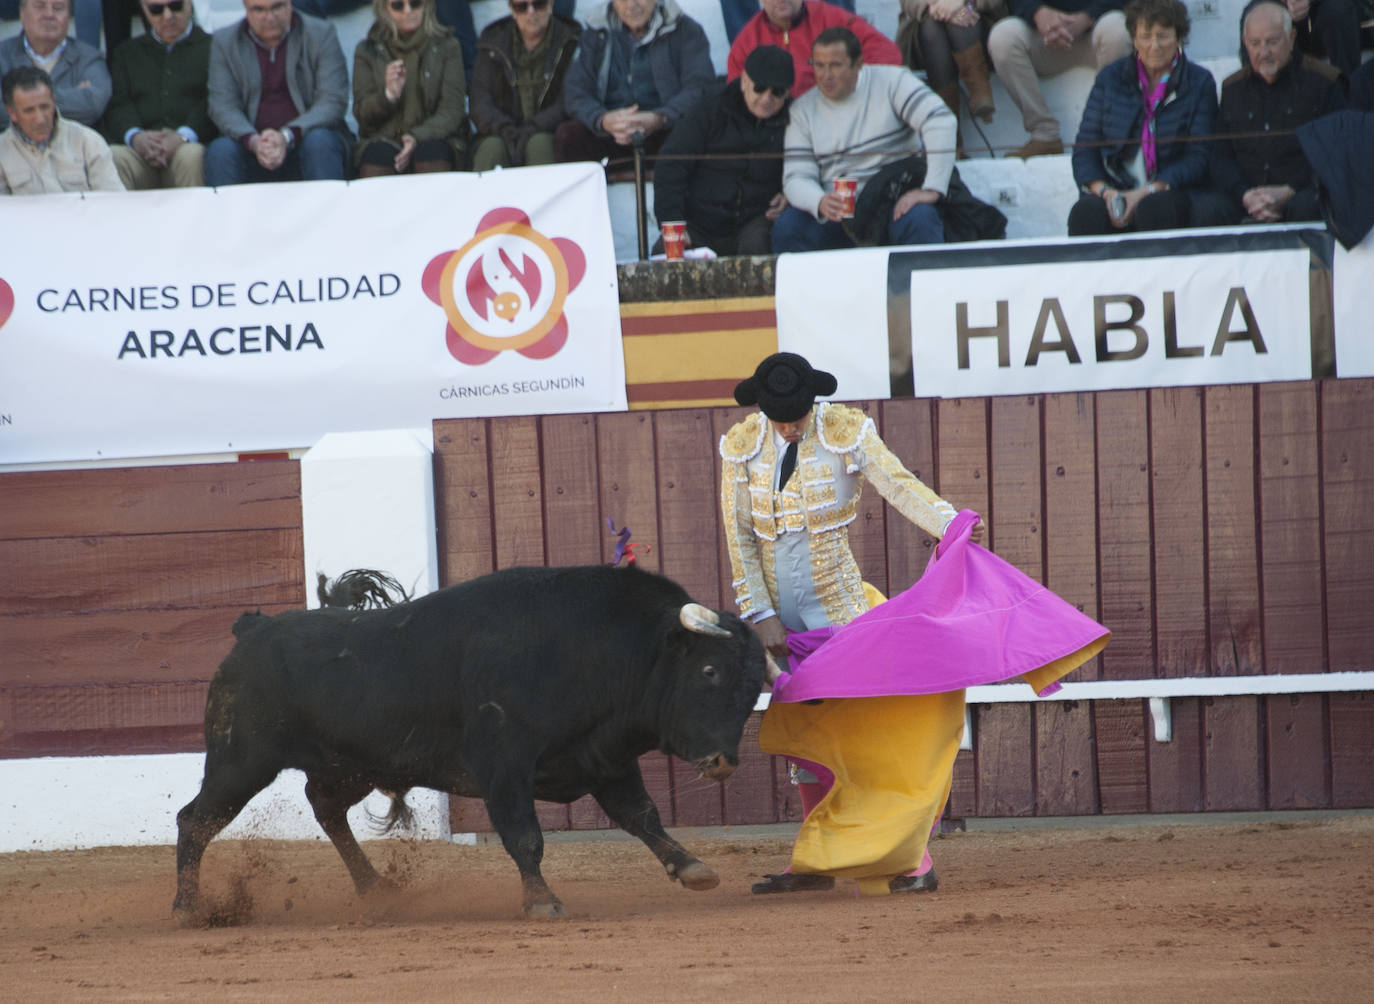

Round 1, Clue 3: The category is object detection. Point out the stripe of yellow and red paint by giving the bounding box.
[619,297,777,410]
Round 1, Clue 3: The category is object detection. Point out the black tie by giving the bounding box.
[778,441,798,490]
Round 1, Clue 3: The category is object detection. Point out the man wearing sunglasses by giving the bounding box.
[652,45,793,256]
[205,0,352,185]
[103,0,216,189]
[0,0,111,132]
[556,0,714,169]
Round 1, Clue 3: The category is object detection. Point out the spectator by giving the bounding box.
[898,0,1006,127]
[1193,0,1344,226]
[205,0,352,185]
[1066,0,1215,235]
[1283,0,1360,77]
[652,44,793,256]
[1,64,123,192]
[470,0,580,170]
[1351,54,1374,112]
[0,0,111,131]
[727,0,900,98]
[721,0,856,43]
[352,0,467,177]
[428,0,575,87]
[773,27,956,252]
[103,0,216,189]
[987,0,1131,158]
[555,0,714,169]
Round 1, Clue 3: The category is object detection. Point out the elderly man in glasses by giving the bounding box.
[0,0,111,132]
[651,45,794,256]
[205,0,353,184]
[102,0,216,189]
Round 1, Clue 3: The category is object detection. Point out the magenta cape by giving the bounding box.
[770,510,1110,701]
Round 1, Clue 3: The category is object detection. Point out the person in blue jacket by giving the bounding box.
[1066,0,1216,235]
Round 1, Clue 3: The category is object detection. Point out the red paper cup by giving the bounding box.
[661,221,686,260]
[832,178,857,218]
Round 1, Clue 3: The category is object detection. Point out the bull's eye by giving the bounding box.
[701,664,719,681]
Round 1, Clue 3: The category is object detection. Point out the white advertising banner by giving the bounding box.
[1333,230,1374,379]
[0,163,626,465]
[911,248,1313,397]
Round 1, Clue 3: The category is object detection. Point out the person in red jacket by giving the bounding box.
[726,0,901,97]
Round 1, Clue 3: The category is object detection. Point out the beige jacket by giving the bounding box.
[719,402,957,626]
[0,116,124,195]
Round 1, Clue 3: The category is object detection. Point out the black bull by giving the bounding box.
[173,564,767,919]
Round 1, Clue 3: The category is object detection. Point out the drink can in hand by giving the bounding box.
[832,177,857,218]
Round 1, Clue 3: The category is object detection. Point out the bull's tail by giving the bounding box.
[317,569,413,610]
[365,788,416,835]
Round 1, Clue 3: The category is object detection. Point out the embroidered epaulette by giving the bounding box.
[719,412,767,462]
[815,402,871,454]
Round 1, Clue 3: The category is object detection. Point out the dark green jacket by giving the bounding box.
[103,27,217,144]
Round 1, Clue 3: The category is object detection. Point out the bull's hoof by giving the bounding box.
[889,867,938,894]
[524,898,567,919]
[750,872,834,894]
[674,861,720,891]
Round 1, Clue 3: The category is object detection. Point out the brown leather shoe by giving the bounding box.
[1008,138,1064,159]
[889,868,939,894]
[751,872,836,894]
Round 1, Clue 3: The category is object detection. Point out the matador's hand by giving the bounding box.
[753,615,791,659]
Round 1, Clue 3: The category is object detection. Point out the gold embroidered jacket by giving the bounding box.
[719,403,958,626]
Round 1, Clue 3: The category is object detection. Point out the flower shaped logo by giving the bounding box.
[0,279,14,331]
[422,207,586,365]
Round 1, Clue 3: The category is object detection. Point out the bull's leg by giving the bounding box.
[593,767,719,891]
[303,774,386,896]
[481,771,563,919]
[173,759,279,917]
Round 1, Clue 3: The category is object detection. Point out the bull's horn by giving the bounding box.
[765,652,784,684]
[680,603,731,637]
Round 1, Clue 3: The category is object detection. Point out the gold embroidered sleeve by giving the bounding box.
[720,456,770,617]
[852,422,959,538]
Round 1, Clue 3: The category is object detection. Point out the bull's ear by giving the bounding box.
[680,603,731,638]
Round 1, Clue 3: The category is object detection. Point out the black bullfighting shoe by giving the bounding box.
[888,868,939,894]
[750,872,836,894]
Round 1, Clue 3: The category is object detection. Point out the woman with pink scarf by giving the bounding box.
[1066,0,1216,235]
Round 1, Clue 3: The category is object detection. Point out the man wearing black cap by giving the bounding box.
[651,45,795,257]
[719,352,984,893]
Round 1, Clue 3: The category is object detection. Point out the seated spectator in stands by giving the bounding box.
[555,0,713,170]
[1282,0,1360,77]
[1,65,123,192]
[103,0,216,189]
[1067,0,1214,235]
[352,0,467,177]
[205,0,352,185]
[1351,53,1374,112]
[988,0,1131,158]
[773,27,955,252]
[0,0,111,132]
[721,0,856,43]
[1192,0,1344,227]
[425,0,575,87]
[470,0,580,171]
[898,0,1006,149]
[727,0,901,97]
[652,45,792,255]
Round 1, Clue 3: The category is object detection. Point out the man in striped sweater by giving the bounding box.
[772,26,956,253]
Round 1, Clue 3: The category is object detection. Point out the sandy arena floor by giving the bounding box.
[3,814,1372,1002]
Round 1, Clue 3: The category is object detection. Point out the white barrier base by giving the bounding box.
[0,753,449,853]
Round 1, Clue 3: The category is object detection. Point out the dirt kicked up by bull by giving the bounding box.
[172,564,770,922]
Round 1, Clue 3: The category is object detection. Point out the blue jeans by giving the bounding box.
[720,0,852,41]
[204,130,351,186]
[771,202,944,253]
